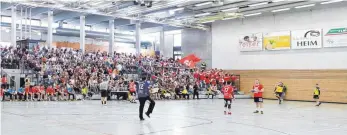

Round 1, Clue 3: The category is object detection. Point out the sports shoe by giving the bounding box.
[145,112,151,118]
[228,112,232,115]
[140,118,145,121]
[253,110,259,113]
[260,111,264,114]
[224,111,227,115]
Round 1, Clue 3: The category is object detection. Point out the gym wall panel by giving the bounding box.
[212,5,347,69]
[227,70,347,103]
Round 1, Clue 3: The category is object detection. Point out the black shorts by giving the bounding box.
[254,97,263,102]
[101,90,108,97]
[130,91,136,96]
[275,92,283,97]
[313,95,319,99]
[224,98,232,103]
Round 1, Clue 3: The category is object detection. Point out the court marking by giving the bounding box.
[2,111,213,135]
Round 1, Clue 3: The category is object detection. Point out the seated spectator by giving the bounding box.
[2,87,15,101]
[16,87,25,101]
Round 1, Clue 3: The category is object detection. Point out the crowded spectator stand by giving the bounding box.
[1,46,242,101]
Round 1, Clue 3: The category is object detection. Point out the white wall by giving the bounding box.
[212,6,347,70]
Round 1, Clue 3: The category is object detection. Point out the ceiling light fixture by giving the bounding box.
[249,2,268,7]
[194,2,213,7]
[244,12,262,17]
[221,7,239,12]
[195,12,211,17]
[201,20,215,23]
[272,0,286,2]
[222,17,236,20]
[170,7,184,12]
[321,0,344,5]
[272,8,290,12]
[295,4,315,8]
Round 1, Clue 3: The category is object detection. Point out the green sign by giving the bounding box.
[326,28,347,35]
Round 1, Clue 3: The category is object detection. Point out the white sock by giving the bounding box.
[225,107,227,111]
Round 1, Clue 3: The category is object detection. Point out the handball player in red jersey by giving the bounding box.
[223,82,234,115]
[251,80,264,114]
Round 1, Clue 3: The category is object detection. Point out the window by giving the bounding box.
[173,34,181,47]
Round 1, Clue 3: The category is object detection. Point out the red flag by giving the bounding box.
[179,54,201,68]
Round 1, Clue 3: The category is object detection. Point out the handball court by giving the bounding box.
[2,99,347,135]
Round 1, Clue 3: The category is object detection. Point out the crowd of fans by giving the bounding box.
[1,46,239,101]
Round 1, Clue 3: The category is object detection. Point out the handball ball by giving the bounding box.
[251,89,256,93]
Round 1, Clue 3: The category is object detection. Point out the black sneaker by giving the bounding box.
[140,118,145,121]
[145,112,151,118]
[253,110,259,113]
[316,102,322,106]
[260,111,264,114]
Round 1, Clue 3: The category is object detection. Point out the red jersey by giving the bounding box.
[224,76,231,82]
[1,77,7,84]
[199,73,206,81]
[39,86,45,93]
[253,84,264,97]
[193,73,199,79]
[231,76,237,81]
[129,82,136,92]
[223,85,234,99]
[210,79,217,85]
[31,86,39,93]
[47,86,55,94]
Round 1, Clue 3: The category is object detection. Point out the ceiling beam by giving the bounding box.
[30,7,50,17]
[54,11,82,22]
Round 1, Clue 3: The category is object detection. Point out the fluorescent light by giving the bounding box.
[221,8,238,12]
[321,0,343,4]
[244,12,262,17]
[249,2,268,7]
[295,4,315,8]
[5,29,10,33]
[37,32,41,35]
[195,12,211,17]
[272,0,286,2]
[222,17,236,20]
[170,7,184,12]
[201,20,215,23]
[194,2,213,7]
[271,8,290,12]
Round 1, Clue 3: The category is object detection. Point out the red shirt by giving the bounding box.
[1,77,7,84]
[223,85,234,99]
[47,86,55,94]
[31,86,39,93]
[193,73,200,79]
[39,86,45,93]
[253,84,264,97]
[210,79,217,85]
[224,76,231,82]
[231,76,237,81]
[199,73,205,81]
[129,82,136,92]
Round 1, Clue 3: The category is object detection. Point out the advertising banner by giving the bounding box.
[291,29,322,49]
[263,31,291,50]
[239,33,263,51]
[323,27,347,48]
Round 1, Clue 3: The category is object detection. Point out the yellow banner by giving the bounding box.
[263,32,291,50]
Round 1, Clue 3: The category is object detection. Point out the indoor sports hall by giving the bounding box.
[1,0,347,135]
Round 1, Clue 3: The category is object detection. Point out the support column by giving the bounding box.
[135,22,141,55]
[159,27,165,53]
[47,10,53,48]
[109,19,115,55]
[80,15,85,53]
[11,6,16,46]
[29,8,32,39]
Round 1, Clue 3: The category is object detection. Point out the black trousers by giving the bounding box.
[139,96,155,119]
[193,91,199,99]
[68,93,75,100]
[2,92,13,101]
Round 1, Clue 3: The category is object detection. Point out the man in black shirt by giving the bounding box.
[193,83,199,99]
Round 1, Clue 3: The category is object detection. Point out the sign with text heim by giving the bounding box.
[263,31,291,50]
[291,29,322,49]
[323,27,347,48]
[239,33,263,51]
